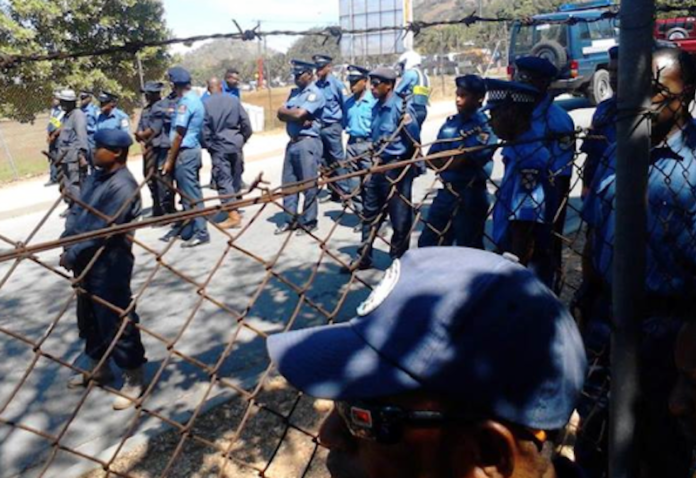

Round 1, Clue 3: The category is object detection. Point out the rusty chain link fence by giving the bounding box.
[2,4,696,477]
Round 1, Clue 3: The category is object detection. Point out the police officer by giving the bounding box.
[45,93,65,186]
[80,91,99,165]
[313,54,352,204]
[60,129,146,411]
[275,59,325,235]
[96,92,130,132]
[161,66,210,247]
[267,248,587,478]
[580,46,619,198]
[343,64,376,227]
[203,77,253,229]
[135,81,173,218]
[346,67,421,271]
[395,50,431,126]
[419,75,496,249]
[514,56,575,292]
[578,46,696,478]
[56,89,89,214]
[486,79,556,287]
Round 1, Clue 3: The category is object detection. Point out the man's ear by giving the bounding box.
[471,420,517,478]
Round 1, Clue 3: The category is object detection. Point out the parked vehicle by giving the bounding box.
[655,17,696,54]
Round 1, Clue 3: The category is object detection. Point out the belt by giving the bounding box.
[290,135,315,144]
[348,137,371,144]
[321,122,340,129]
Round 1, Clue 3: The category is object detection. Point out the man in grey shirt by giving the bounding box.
[203,77,253,229]
[56,89,89,214]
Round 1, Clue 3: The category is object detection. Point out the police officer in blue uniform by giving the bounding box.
[486,79,557,286]
[135,81,174,217]
[514,56,576,291]
[60,129,146,411]
[80,91,99,165]
[395,50,431,127]
[203,77,253,229]
[581,46,619,198]
[313,55,351,204]
[96,92,131,133]
[577,46,696,478]
[346,67,421,271]
[275,59,326,235]
[343,64,377,225]
[46,93,65,186]
[161,66,210,247]
[419,75,496,249]
[56,89,90,213]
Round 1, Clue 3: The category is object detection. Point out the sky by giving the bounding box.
[161,0,341,54]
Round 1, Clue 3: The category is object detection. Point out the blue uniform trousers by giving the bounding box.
[211,150,241,205]
[413,105,428,127]
[419,178,489,249]
[60,157,85,208]
[346,139,372,216]
[49,143,60,183]
[174,147,209,239]
[360,164,415,262]
[145,147,175,216]
[282,137,322,227]
[320,122,352,198]
[75,251,146,370]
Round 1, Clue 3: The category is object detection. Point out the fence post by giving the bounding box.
[610,0,654,477]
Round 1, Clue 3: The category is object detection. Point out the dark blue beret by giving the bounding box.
[347,64,370,80]
[142,81,165,93]
[291,59,316,75]
[515,56,559,80]
[369,67,397,82]
[168,66,192,85]
[483,79,540,110]
[608,46,619,60]
[455,74,486,95]
[98,91,119,103]
[312,55,333,68]
[94,129,133,149]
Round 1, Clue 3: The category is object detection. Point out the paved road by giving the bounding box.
[0,100,594,477]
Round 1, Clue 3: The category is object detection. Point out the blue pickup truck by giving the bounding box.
[508,0,619,105]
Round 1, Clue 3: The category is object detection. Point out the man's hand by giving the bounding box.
[78,154,89,169]
[59,252,71,271]
[161,157,175,175]
[134,131,144,142]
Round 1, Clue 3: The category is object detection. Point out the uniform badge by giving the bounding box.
[178,104,187,114]
[559,134,574,151]
[477,132,490,143]
[120,119,129,128]
[356,260,401,317]
[307,93,317,102]
[520,168,540,191]
[403,113,413,125]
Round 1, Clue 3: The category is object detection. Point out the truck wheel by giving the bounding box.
[531,41,568,70]
[588,69,612,106]
[666,28,689,41]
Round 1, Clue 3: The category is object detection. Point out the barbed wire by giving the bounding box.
[1,4,693,70]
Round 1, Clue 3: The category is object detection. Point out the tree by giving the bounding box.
[286,29,342,66]
[0,0,170,122]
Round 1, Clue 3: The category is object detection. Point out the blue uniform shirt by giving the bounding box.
[590,120,696,297]
[82,103,99,148]
[344,90,376,139]
[316,74,346,125]
[172,90,205,149]
[492,126,555,247]
[61,166,141,270]
[370,93,421,161]
[97,107,130,132]
[395,68,430,107]
[427,110,497,183]
[580,96,617,189]
[533,95,575,177]
[283,83,326,139]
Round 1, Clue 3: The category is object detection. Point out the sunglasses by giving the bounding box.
[336,401,547,448]
[370,79,383,87]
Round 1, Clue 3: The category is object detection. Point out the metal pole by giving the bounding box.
[264,32,273,131]
[610,0,654,476]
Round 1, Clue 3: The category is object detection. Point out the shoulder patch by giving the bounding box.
[307,93,318,102]
[403,113,413,125]
[520,168,540,192]
[356,260,401,317]
[559,134,574,151]
[178,104,187,114]
[120,118,129,128]
[477,132,490,143]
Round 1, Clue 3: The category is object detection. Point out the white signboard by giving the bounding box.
[339,0,413,59]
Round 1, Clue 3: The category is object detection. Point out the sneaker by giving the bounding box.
[112,367,145,411]
[181,233,210,248]
[340,258,373,274]
[295,223,318,236]
[59,209,70,218]
[274,223,296,235]
[67,358,114,389]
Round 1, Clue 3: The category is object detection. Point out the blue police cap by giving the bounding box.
[515,56,559,80]
[608,46,619,60]
[369,67,397,83]
[168,66,192,85]
[312,55,333,68]
[347,64,370,81]
[142,81,165,94]
[79,90,93,99]
[97,91,119,103]
[267,247,587,431]
[291,59,316,76]
[455,74,486,95]
[94,129,133,149]
[483,79,539,110]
